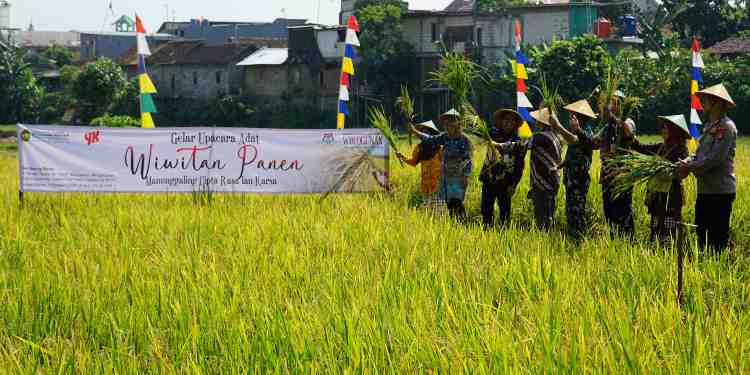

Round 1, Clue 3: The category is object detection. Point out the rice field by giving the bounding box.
[0,135,748,372]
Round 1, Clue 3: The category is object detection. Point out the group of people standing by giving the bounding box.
[397,84,738,253]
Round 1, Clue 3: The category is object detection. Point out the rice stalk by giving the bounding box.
[429,51,481,107]
[396,85,415,146]
[535,73,563,115]
[596,57,622,128]
[605,153,676,199]
[368,106,404,167]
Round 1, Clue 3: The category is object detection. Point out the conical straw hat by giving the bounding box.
[493,109,523,127]
[657,115,690,136]
[563,99,597,119]
[613,90,626,99]
[439,108,461,125]
[696,84,736,108]
[415,120,439,134]
[530,108,552,126]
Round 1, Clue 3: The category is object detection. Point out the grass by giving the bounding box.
[0,136,748,372]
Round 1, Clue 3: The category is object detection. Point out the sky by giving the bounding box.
[9,0,454,32]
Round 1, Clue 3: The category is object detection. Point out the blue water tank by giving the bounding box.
[618,15,637,37]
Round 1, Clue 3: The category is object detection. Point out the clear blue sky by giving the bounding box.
[11,0,453,32]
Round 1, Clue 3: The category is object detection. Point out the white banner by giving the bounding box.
[18,125,390,194]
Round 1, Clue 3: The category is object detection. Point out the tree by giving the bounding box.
[528,36,611,104]
[72,58,127,123]
[662,0,747,47]
[43,44,75,67]
[476,0,528,12]
[0,47,43,123]
[355,0,417,111]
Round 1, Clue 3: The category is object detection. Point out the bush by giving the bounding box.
[90,114,140,127]
[73,58,127,123]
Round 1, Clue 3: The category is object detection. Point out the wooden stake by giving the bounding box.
[18,191,24,207]
[677,237,684,307]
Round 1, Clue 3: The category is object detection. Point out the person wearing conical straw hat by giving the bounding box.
[410,109,473,220]
[677,83,737,253]
[493,106,578,230]
[397,120,444,211]
[600,90,638,240]
[630,115,691,245]
[560,99,599,242]
[479,109,528,228]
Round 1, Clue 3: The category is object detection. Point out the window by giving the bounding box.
[337,29,346,43]
[431,23,438,42]
[476,28,483,46]
[216,71,222,84]
[319,71,325,88]
[193,72,198,85]
[171,74,176,90]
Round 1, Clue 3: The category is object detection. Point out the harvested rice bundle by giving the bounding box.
[369,106,404,167]
[606,153,676,199]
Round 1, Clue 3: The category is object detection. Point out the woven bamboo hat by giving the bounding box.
[530,108,552,127]
[657,115,690,136]
[415,120,439,134]
[439,108,462,125]
[696,84,736,108]
[493,109,523,127]
[563,99,597,119]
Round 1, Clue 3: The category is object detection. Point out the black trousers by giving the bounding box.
[695,194,735,252]
[447,199,466,220]
[602,185,635,239]
[531,188,556,231]
[481,183,512,227]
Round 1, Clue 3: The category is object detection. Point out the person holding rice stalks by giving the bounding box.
[410,109,473,220]
[677,84,738,253]
[559,99,599,242]
[479,109,527,228]
[493,107,578,230]
[397,120,444,210]
[600,90,638,239]
[628,115,690,246]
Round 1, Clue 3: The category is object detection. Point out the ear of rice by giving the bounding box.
[396,85,415,146]
[368,106,404,167]
[605,153,676,199]
[428,51,481,107]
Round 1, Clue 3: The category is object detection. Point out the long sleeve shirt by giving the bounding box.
[480,127,526,188]
[686,116,737,194]
[496,130,562,193]
[599,118,636,186]
[563,124,598,189]
[403,143,443,195]
[416,132,473,178]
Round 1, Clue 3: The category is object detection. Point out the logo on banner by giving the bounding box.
[84,130,101,145]
[21,129,32,142]
[321,133,335,145]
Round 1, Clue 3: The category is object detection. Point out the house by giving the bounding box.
[121,40,264,99]
[112,15,135,33]
[710,36,750,59]
[399,0,602,116]
[238,25,347,110]
[157,18,307,45]
[9,30,80,52]
[80,31,175,62]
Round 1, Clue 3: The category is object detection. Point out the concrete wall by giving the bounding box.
[147,64,233,99]
[521,8,569,45]
[316,29,345,60]
[243,63,340,108]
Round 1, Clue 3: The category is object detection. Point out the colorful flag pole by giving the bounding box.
[514,20,534,139]
[688,37,704,149]
[337,16,359,129]
[136,15,157,129]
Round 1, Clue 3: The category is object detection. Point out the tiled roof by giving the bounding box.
[710,36,750,55]
[120,40,258,66]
